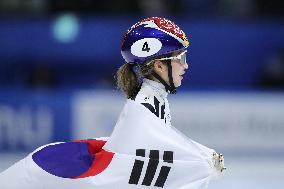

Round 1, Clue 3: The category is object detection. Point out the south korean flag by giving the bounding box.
[0,100,224,189]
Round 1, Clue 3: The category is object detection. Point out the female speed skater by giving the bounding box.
[0,17,226,189]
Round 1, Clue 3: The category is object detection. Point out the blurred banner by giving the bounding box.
[170,92,284,153]
[1,90,284,154]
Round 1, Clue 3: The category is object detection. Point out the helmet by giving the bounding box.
[121,17,189,64]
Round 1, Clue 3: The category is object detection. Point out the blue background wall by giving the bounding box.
[0,89,71,151]
[1,17,284,89]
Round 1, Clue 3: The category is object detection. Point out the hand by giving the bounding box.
[212,152,226,173]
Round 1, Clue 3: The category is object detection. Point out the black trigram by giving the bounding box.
[142,96,165,120]
[128,149,174,188]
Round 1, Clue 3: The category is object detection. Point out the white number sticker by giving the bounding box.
[131,38,162,57]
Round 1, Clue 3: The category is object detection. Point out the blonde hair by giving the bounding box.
[116,60,155,99]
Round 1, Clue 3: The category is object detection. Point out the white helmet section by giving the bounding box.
[130,38,162,57]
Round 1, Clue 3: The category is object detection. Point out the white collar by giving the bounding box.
[142,78,168,99]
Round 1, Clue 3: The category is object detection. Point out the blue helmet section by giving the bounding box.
[121,17,189,64]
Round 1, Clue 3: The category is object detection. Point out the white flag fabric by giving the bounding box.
[0,100,220,189]
[104,100,220,188]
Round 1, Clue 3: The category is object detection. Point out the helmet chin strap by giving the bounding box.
[152,61,177,94]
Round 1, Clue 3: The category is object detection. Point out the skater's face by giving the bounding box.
[153,51,188,87]
[171,56,188,87]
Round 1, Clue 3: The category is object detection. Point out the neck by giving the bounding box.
[142,78,168,98]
